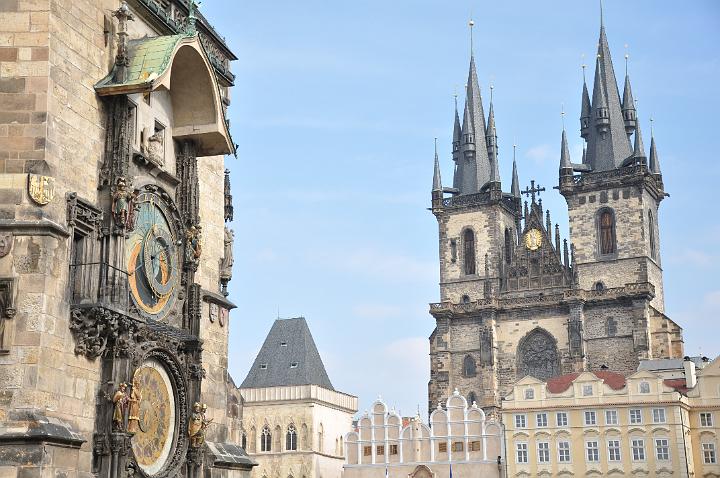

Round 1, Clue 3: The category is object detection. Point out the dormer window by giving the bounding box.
[582,385,593,396]
[524,388,534,400]
[290,362,298,368]
[639,381,650,394]
[280,342,288,347]
[260,363,268,370]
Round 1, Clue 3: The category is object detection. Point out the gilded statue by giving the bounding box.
[112,382,129,431]
[185,226,202,263]
[112,177,137,229]
[127,378,142,434]
[188,402,213,448]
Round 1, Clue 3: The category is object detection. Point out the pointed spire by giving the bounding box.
[649,120,662,175]
[633,120,646,162]
[621,64,637,134]
[555,224,561,255]
[581,146,587,164]
[511,144,520,199]
[486,90,497,161]
[466,53,491,190]
[452,94,462,156]
[580,64,591,140]
[592,55,610,134]
[432,138,442,192]
[560,130,572,170]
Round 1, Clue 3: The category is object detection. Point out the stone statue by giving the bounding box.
[112,382,129,431]
[145,130,164,165]
[127,378,142,434]
[112,177,136,230]
[220,228,234,281]
[188,402,213,448]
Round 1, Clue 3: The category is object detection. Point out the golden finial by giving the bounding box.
[469,18,475,55]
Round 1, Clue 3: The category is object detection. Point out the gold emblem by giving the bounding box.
[28,174,55,205]
[524,228,543,251]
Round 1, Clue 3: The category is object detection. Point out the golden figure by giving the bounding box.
[188,402,213,448]
[127,378,142,434]
[112,382,129,431]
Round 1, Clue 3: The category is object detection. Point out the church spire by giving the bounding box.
[511,144,520,199]
[580,68,591,140]
[621,57,637,135]
[649,123,662,175]
[432,139,442,192]
[582,14,633,171]
[633,120,647,162]
[452,94,462,189]
[560,129,572,171]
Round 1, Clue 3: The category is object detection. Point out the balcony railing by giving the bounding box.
[69,262,130,310]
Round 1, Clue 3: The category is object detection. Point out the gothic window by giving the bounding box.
[286,424,298,451]
[463,229,476,275]
[461,294,470,304]
[468,391,477,406]
[598,208,617,255]
[450,239,457,263]
[260,425,271,452]
[648,210,656,260]
[594,281,605,292]
[241,433,247,450]
[606,318,617,337]
[318,423,324,453]
[517,328,560,381]
[504,228,512,264]
[300,423,309,450]
[463,355,477,377]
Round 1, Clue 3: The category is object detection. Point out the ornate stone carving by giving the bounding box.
[516,328,560,381]
[567,318,584,357]
[188,402,213,448]
[112,177,138,231]
[480,327,493,365]
[127,377,142,434]
[0,233,12,258]
[28,174,56,205]
[219,227,233,295]
[184,225,203,266]
[0,278,17,353]
[223,169,233,222]
[69,307,136,360]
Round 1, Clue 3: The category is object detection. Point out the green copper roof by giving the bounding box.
[95,34,190,91]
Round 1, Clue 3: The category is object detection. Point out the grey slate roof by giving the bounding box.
[240,317,334,390]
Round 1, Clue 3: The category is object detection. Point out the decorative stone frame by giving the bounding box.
[595,206,618,260]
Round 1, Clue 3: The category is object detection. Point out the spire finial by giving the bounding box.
[624,44,629,76]
[581,53,587,83]
[185,0,199,34]
[490,84,494,103]
[453,85,459,111]
[434,137,438,157]
[650,116,654,137]
[561,103,566,130]
[469,18,475,56]
[600,0,604,28]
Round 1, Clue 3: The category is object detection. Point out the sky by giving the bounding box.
[201,1,720,418]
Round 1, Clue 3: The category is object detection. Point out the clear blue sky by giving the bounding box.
[203,1,720,417]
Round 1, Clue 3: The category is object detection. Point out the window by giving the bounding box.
[536,413,548,428]
[629,409,642,424]
[516,443,528,464]
[586,441,599,462]
[389,444,398,455]
[639,381,650,393]
[537,442,550,463]
[142,91,151,105]
[631,439,645,461]
[286,425,297,451]
[463,229,476,275]
[463,355,476,377]
[703,443,717,464]
[598,208,616,255]
[608,439,621,461]
[556,412,568,427]
[655,438,669,461]
[524,388,534,400]
[701,412,714,427]
[241,433,247,450]
[363,446,371,456]
[594,281,605,292]
[280,341,288,347]
[452,442,463,452]
[461,294,470,304]
[558,441,570,463]
[450,239,457,263]
[376,445,385,456]
[261,426,272,452]
[606,318,617,337]
[514,414,527,429]
[470,441,481,451]
[290,362,298,368]
[582,384,593,396]
[504,229,512,264]
[260,363,268,370]
[652,408,666,424]
[648,210,656,259]
[605,410,618,425]
[584,410,597,426]
[467,391,477,406]
[438,442,447,453]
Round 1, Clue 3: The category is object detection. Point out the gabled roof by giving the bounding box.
[240,317,334,390]
[546,371,626,394]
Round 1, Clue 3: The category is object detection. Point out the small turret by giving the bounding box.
[622,73,637,135]
[592,57,610,134]
[432,139,443,211]
[580,76,591,140]
[649,131,662,176]
[632,120,647,163]
[452,97,462,160]
[486,94,498,163]
[511,148,521,199]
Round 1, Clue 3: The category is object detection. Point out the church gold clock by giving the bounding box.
[524,228,543,251]
[127,191,179,319]
[131,359,177,475]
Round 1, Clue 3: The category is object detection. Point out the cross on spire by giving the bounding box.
[521,180,545,204]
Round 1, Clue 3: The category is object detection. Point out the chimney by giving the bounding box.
[684,358,697,389]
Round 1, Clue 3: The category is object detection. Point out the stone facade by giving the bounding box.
[0,1,249,477]
[344,393,505,478]
[427,18,683,417]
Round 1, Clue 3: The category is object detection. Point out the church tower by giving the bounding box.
[427,16,683,418]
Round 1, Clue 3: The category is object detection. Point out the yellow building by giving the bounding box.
[687,357,720,477]
[501,370,690,477]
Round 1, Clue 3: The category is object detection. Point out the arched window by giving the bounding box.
[594,281,605,292]
[300,423,309,450]
[339,436,344,456]
[598,208,616,255]
[461,294,470,304]
[504,228,512,264]
[606,318,617,337]
[241,432,247,450]
[463,355,476,377]
[317,423,324,453]
[261,425,271,452]
[286,424,298,451]
[463,229,476,275]
[467,391,477,406]
[648,210,656,259]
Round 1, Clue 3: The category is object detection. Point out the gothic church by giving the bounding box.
[428,18,683,416]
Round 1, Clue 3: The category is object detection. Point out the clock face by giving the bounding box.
[524,228,543,251]
[131,359,177,475]
[127,191,179,319]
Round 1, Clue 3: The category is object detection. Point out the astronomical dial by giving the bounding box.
[126,191,179,319]
[524,228,543,251]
